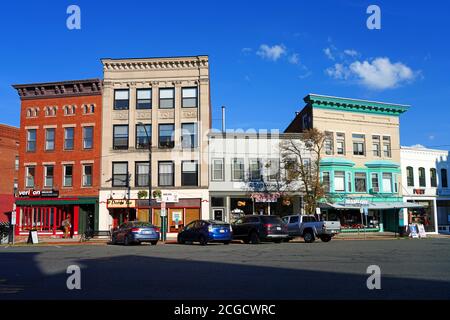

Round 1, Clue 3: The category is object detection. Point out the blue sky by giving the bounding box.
[1,0,449,149]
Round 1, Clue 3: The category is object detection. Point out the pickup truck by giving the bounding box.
[282,215,341,243]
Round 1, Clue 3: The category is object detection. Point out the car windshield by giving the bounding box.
[261,216,282,224]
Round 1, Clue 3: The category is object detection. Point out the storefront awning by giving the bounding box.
[319,201,424,210]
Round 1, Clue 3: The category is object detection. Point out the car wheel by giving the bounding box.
[111,235,117,245]
[243,239,250,244]
[249,231,261,244]
[124,235,131,246]
[274,239,282,244]
[199,235,208,246]
[177,234,185,244]
[150,241,158,246]
[304,231,315,243]
[320,235,332,242]
[223,241,230,245]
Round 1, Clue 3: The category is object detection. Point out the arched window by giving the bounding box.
[71,105,76,114]
[406,166,414,187]
[83,105,88,114]
[430,168,437,187]
[90,104,95,113]
[419,167,426,187]
[442,169,448,188]
[26,108,32,118]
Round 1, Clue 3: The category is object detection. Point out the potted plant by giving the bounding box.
[137,190,148,199]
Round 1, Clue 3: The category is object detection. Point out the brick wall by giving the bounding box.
[0,124,19,221]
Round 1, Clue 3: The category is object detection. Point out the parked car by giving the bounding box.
[177,220,233,245]
[282,215,341,243]
[111,221,160,246]
[231,215,289,244]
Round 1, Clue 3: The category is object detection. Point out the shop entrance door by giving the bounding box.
[213,209,224,221]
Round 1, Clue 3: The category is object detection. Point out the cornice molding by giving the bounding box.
[102,56,209,72]
[13,79,103,100]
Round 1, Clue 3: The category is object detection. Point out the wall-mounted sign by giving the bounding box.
[343,199,370,206]
[107,199,136,208]
[18,190,59,198]
[251,193,280,203]
[157,192,179,203]
[413,189,426,195]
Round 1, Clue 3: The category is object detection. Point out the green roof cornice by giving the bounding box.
[304,94,410,116]
[320,157,356,167]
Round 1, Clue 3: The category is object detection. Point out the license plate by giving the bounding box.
[219,229,225,233]
[142,231,153,235]
[276,227,281,231]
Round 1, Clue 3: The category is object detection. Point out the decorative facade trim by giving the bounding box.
[13,79,103,100]
[101,56,209,72]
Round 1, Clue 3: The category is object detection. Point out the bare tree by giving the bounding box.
[281,128,327,215]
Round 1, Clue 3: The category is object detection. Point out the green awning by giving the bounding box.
[16,198,98,206]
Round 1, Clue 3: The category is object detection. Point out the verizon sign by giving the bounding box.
[18,190,59,198]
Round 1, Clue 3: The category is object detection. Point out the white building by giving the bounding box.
[208,130,309,222]
[401,145,450,234]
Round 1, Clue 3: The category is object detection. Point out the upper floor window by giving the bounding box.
[383,173,393,193]
[83,104,95,114]
[406,166,414,187]
[352,134,365,156]
[112,162,128,187]
[372,135,381,157]
[212,159,224,181]
[159,124,175,148]
[158,161,174,187]
[249,159,262,181]
[383,136,392,158]
[181,161,198,186]
[159,88,175,109]
[232,158,245,181]
[45,128,55,151]
[336,133,345,155]
[182,87,198,108]
[113,125,129,150]
[181,123,198,149]
[267,159,280,181]
[63,105,76,115]
[27,129,36,152]
[114,89,129,110]
[45,106,57,117]
[430,168,437,187]
[354,172,367,192]
[26,108,38,118]
[442,168,448,188]
[136,89,152,109]
[135,162,150,187]
[64,127,74,150]
[15,156,19,171]
[324,132,334,155]
[136,124,151,149]
[371,173,380,192]
[63,164,73,187]
[83,126,94,149]
[82,164,93,187]
[334,171,345,192]
[322,172,330,193]
[25,166,35,188]
[419,167,426,187]
[44,165,54,188]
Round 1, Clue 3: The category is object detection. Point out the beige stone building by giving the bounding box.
[98,56,210,234]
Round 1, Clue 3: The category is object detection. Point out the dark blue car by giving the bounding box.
[177,220,233,245]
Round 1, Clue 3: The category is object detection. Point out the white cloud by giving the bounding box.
[349,57,416,90]
[326,57,417,90]
[288,53,300,64]
[326,63,350,80]
[241,47,252,54]
[256,44,287,61]
[323,47,335,61]
[344,49,358,57]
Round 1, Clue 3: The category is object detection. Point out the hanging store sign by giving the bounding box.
[342,199,370,206]
[18,190,59,198]
[157,192,179,203]
[251,193,280,203]
[107,199,136,208]
[413,189,425,195]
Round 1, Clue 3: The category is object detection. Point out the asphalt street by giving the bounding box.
[1,239,449,299]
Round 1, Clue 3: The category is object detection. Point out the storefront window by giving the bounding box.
[408,200,435,232]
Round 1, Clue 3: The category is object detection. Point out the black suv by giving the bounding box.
[232,215,289,244]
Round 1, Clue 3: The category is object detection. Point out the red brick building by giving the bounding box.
[13,79,102,237]
[0,124,19,222]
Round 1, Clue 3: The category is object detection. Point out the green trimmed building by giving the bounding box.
[285,94,420,233]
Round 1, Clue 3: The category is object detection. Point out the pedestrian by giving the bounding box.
[61,214,72,239]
